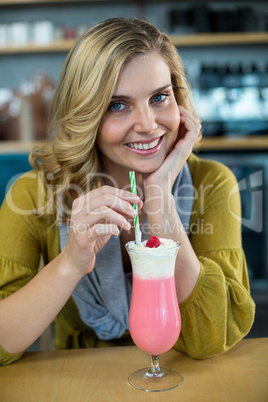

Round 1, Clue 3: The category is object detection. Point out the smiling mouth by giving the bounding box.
[126,136,163,150]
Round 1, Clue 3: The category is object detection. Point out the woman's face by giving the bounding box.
[97,51,180,176]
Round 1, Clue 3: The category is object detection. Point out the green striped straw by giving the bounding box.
[129,171,142,244]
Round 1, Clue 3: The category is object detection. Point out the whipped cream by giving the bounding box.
[127,238,177,251]
[125,238,180,279]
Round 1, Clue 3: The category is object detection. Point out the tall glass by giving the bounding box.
[125,240,183,392]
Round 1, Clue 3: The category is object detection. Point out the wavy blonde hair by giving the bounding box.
[30,17,201,217]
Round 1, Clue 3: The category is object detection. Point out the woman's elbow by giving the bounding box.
[176,300,256,360]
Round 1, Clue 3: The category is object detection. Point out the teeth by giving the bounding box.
[128,137,161,150]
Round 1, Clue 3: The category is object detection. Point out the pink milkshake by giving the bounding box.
[130,275,180,355]
[126,238,181,355]
[125,237,183,391]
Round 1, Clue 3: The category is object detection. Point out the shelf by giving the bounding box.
[1,32,267,54]
[198,136,268,151]
[170,32,268,47]
[0,0,118,4]
[1,0,268,4]
[0,141,42,154]
[0,40,74,54]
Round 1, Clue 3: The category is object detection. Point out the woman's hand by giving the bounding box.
[144,106,201,191]
[60,186,142,277]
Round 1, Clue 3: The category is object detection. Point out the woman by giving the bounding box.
[0,18,255,365]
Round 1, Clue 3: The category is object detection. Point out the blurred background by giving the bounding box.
[0,0,267,344]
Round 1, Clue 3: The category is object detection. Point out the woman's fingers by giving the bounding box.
[85,186,141,205]
[178,105,201,123]
[71,204,131,236]
[87,223,120,240]
[65,186,142,275]
[178,106,201,140]
[72,186,142,218]
[69,185,143,257]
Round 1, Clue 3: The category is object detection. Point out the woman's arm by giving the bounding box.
[0,253,84,354]
[142,107,255,358]
[0,177,142,356]
[174,156,255,358]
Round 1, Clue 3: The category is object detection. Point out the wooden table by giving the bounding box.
[0,338,267,402]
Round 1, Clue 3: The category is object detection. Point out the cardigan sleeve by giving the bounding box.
[173,155,255,359]
[0,171,58,365]
[0,258,41,365]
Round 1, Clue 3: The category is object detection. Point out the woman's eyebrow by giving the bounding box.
[111,84,172,100]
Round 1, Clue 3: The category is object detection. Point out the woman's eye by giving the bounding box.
[110,102,125,112]
[152,93,168,103]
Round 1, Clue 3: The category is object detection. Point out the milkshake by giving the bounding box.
[126,237,181,356]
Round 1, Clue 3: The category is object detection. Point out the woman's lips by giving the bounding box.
[124,135,165,156]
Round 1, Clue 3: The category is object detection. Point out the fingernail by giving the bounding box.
[114,227,120,236]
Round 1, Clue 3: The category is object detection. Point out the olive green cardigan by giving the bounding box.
[0,153,255,365]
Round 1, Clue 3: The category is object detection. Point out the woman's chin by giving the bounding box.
[134,163,163,175]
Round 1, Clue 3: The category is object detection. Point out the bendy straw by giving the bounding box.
[129,171,142,244]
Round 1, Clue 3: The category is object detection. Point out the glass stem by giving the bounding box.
[150,355,161,373]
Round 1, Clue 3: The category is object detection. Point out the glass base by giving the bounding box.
[128,367,183,392]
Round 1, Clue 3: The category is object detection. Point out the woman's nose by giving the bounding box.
[133,106,158,134]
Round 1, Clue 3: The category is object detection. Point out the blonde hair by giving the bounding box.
[29,17,201,217]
